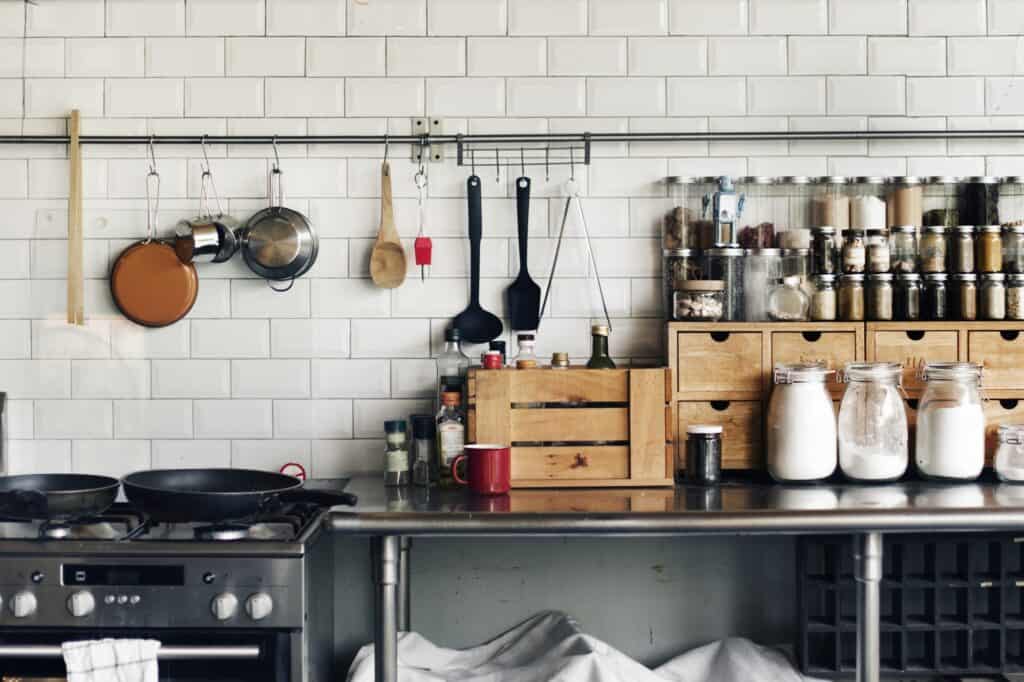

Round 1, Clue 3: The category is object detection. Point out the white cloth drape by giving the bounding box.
[62,639,160,682]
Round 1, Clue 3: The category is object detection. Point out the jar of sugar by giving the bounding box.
[995,424,1024,483]
[837,362,908,482]
[766,363,837,483]
[915,362,985,481]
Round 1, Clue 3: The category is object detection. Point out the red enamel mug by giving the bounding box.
[451,444,511,495]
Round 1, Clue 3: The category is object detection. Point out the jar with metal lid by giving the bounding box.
[890,225,918,273]
[839,274,865,321]
[895,273,922,321]
[768,275,809,321]
[1000,176,1024,230]
[811,226,839,275]
[704,247,744,321]
[838,362,908,482]
[977,225,1003,273]
[695,176,718,249]
[867,273,894,321]
[866,228,891,273]
[924,176,960,228]
[673,280,726,321]
[951,225,975,274]
[551,352,570,369]
[767,363,837,483]
[812,176,850,230]
[663,248,701,314]
[811,274,837,321]
[1004,224,1024,273]
[741,248,782,321]
[960,176,1000,227]
[920,225,948,273]
[888,176,923,228]
[842,228,866,274]
[781,247,812,299]
[779,175,813,233]
[682,425,723,485]
[1009,274,1024,320]
[851,176,887,230]
[384,420,409,486]
[915,362,985,481]
[981,272,1006,320]
[995,424,1024,483]
[951,273,977,321]
[664,176,701,249]
[736,176,777,249]
[923,273,949,320]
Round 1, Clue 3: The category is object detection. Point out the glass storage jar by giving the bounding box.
[838,362,908,482]
[920,225,948,273]
[812,176,850,230]
[695,176,718,249]
[951,273,978,321]
[663,248,701,315]
[778,175,813,234]
[768,275,810,321]
[736,176,777,249]
[673,280,726,321]
[981,272,1006,320]
[842,228,866,274]
[851,176,887,231]
[915,362,985,481]
[995,424,1024,483]
[895,273,922,321]
[767,363,837,483]
[960,176,1000,227]
[839,274,865,321]
[742,248,782,321]
[867,228,891,273]
[811,274,838,321]
[924,176,960,228]
[1009,274,1024,320]
[923,273,949,321]
[890,225,918,273]
[704,247,745,321]
[1004,224,1024,273]
[867,273,894,321]
[664,176,700,249]
[811,226,839,275]
[888,176,923,228]
[951,225,976,274]
[977,225,1003,273]
[1000,176,1024,230]
[782,247,812,299]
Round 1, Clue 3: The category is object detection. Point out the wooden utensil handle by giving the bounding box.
[379,161,397,241]
[67,110,84,326]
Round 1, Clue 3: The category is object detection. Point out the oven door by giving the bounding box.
[0,628,295,681]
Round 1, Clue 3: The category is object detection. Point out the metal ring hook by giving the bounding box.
[545,147,550,183]
[146,136,157,176]
[569,147,575,182]
[383,134,389,162]
[520,148,525,178]
[495,148,500,183]
[200,134,212,173]
[271,136,281,173]
[470,149,476,176]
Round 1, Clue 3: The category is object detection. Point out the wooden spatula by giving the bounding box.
[370,161,407,288]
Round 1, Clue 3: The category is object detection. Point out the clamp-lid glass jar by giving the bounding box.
[915,362,985,481]
[767,363,837,483]
[673,280,726,321]
[995,424,1024,483]
[838,362,908,482]
[812,176,850,230]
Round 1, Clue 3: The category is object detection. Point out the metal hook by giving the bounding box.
[383,133,389,162]
[271,136,280,172]
[200,134,212,173]
[520,148,525,178]
[417,136,427,174]
[569,147,575,182]
[146,136,157,176]
[545,147,550,183]
[495,148,500,183]
[470,149,476,176]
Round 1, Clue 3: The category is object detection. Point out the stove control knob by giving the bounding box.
[10,591,36,618]
[67,591,95,618]
[211,593,238,621]
[245,593,273,621]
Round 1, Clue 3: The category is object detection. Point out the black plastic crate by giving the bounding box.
[798,533,1024,678]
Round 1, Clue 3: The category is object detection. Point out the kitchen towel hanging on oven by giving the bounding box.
[62,639,160,682]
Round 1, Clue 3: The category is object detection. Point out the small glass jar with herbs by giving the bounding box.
[895,273,922,321]
[977,225,1003,273]
[951,273,977,321]
[981,273,1007,320]
[1004,224,1024,274]
[811,274,838,321]
[867,273,894,321]
[890,225,918,274]
[1008,274,1024,320]
[839,274,865,321]
[920,226,949,274]
[951,225,976,274]
[923,273,949,321]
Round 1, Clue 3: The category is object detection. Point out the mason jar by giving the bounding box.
[915,362,985,481]
[895,273,922,321]
[951,225,976,274]
[977,225,1003,273]
[839,274,865,321]
[981,272,1007,320]
[867,228,891,273]
[867,273,894,321]
[811,274,838,321]
[838,362,908,482]
[767,363,837,483]
[951,273,977,321]
[1004,224,1024,274]
[995,424,1024,483]
[842,228,866,274]
[811,226,839,275]
[890,225,918,274]
[920,225,949,274]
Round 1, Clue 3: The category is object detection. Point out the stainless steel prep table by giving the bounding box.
[328,475,1024,682]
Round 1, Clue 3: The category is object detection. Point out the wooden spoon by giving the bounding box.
[370,161,407,288]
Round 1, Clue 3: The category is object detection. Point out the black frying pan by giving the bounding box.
[0,474,120,520]
[121,469,357,522]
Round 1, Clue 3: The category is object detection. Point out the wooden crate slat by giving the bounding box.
[511,407,629,442]
[473,369,511,446]
[508,368,628,403]
[629,368,669,481]
[511,445,629,480]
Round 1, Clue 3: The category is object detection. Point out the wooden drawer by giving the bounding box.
[983,398,1024,467]
[969,331,1024,391]
[678,400,762,470]
[675,331,763,398]
[870,329,960,394]
[772,330,858,398]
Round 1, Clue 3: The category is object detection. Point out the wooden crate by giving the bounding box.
[467,367,673,488]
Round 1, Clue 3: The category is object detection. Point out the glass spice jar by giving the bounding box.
[895,273,922,321]
[951,225,976,274]
[839,274,865,321]
[866,228,891,273]
[981,272,1007,320]
[977,225,1003,273]
[842,229,866,274]
[920,225,948,274]
[1004,224,1024,274]
[811,226,839,275]
[811,274,838,321]
[663,248,701,314]
[1009,274,1024,320]
[951,273,977,321]
[890,225,918,274]
[867,273,894,321]
[923,273,949,321]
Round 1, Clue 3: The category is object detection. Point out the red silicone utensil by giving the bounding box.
[415,234,432,280]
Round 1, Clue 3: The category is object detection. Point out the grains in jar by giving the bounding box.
[1008,274,1024,320]
[895,273,922,321]
[920,226,948,274]
[951,225,975,274]
[842,229,866,274]
[951,273,977,321]
[1003,224,1024,274]
[977,225,1003,273]
[811,226,839,275]
[867,229,891,273]
[663,248,701,314]
[811,274,838,321]
[867,273,894,321]
[839,274,865,321]
[981,273,1007,320]
[890,225,918,274]
[923,273,949,321]
[889,176,923,228]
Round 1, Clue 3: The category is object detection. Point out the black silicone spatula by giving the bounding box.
[506,176,541,331]
[453,175,503,344]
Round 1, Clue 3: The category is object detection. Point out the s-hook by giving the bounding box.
[144,136,160,244]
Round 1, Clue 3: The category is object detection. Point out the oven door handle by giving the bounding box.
[0,644,261,660]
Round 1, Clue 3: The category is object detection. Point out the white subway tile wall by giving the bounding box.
[0,0,1020,477]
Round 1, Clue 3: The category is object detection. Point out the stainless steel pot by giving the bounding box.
[174,216,238,264]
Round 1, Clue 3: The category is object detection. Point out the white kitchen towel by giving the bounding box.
[61,639,160,682]
[347,610,823,682]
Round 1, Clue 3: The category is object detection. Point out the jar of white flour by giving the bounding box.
[916,362,985,481]
[767,363,837,482]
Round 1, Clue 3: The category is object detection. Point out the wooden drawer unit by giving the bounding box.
[672,328,764,399]
[867,324,961,394]
[969,330,1024,392]
[677,400,762,470]
[771,329,861,398]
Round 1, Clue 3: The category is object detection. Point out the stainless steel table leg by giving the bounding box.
[374,536,400,682]
[398,537,410,632]
[855,532,882,682]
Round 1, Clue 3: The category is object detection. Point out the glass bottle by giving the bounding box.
[838,362,908,482]
[587,325,616,369]
[1004,225,1024,273]
[436,326,469,405]
[995,424,1024,483]
[951,273,977,321]
[384,420,409,487]
[743,248,783,321]
[515,333,538,368]
[811,226,839,275]
[920,226,948,274]
[410,414,437,487]
[981,272,1007,320]
[768,275,809,322]
[923,273,949,321]
[839,274,865,321]
[977,225,1003,273]
[890,225,918,274]
[436,391,466,488]
[952,226,976,274]
[866,273,894,321]
[811,274,837,321]
[767,363,837,483]
[895,273,922,321]
[842,229,866,274]
[915,362,985,481]
[1010,274,1024,320]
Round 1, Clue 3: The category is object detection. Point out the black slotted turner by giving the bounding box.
[506,176,541,331]
[453,175,503,344]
